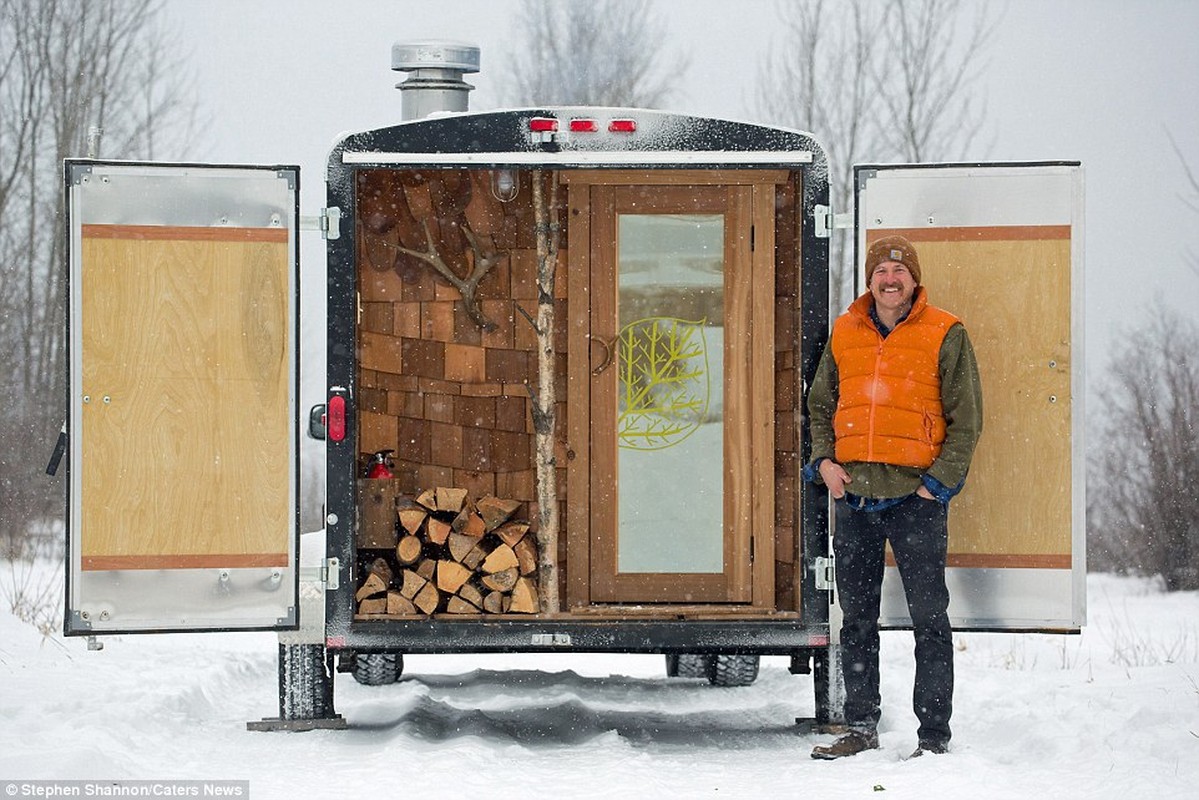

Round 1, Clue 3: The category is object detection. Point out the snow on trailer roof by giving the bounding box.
[332,107,823,169]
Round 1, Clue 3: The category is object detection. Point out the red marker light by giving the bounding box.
[327,394,346,442]
[529,117,558,132]
[569,118,599,133]
[608,119,637,133]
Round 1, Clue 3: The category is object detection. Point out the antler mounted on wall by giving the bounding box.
[394,218,505,332]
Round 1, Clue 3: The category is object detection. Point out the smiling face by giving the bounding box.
[869,259,918,321]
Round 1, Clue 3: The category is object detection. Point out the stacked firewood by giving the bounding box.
[355,487,540,617]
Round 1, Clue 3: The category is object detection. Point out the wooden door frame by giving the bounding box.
[564,170,779,609]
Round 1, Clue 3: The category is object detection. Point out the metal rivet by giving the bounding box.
[1049,395,1058,403]
[928,215,935,224]
[99,610,110,621]
[83,395,90,404]
[102,395,111,404]
[326,512,339,526]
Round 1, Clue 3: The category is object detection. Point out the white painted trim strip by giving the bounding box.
[342,150,813,166]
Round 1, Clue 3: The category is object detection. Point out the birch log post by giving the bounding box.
[528,170,561,613]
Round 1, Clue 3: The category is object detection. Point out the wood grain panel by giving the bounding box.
[80,234,290,569]
[867,232,1072,561]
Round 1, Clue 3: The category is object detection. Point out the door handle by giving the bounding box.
[590,334,615,375]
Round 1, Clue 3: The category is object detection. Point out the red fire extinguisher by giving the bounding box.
[365,449,395,479]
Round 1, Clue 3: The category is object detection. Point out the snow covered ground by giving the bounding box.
[1,571,1196,799]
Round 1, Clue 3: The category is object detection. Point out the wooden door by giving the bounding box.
[565,171,779,606]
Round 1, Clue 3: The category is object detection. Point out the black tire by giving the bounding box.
[279,643,335,719]
[708,654,760,687]
[666,653,713,679]
[352,652,404,686]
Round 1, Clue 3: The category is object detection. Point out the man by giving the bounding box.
[804,234,983,760]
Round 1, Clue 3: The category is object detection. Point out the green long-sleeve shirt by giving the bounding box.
[806,318,984,501]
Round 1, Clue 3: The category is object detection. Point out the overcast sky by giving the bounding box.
[165,0,1199,393]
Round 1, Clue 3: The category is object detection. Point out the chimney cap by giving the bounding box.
[391,40,480,74]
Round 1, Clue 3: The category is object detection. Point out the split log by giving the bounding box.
[481,566,519,593]
[513,537,538,576]
[399,507,428,537]
[447,531,478,563]
[426,517,452,546]
[447,595,481,614]
[416,558,437,581]
[436,559,473,594]
[396,535,423,565]
[355,571,388,602]
[483,591,505,614]
[415,488,437,510]
[435,486,468,514]
[495,521,530,548]
[386,590,417,615]
[367,557,393,584]
[462,543,488,571]
[509,576,540,614]
[457,582,484,609]
[358,597,388,615]
[451,507,486,537]
[399,569,427,600]
[414,581,441,615]
[477,496,521,532]
[481,543,519,574]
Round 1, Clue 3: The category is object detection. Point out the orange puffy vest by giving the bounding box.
[830,289,959,469]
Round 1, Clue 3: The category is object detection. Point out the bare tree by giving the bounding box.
[754,0,993,310]
[1089,308,1199,592]
[1167,129,1199,279]
[0,0,199,556]
[502,0,687,107]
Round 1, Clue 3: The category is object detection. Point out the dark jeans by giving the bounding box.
[833,495,953,745]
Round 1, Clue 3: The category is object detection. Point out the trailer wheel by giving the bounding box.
[665,653,713,679]
[708,654,760,687]
[352,652,404,686]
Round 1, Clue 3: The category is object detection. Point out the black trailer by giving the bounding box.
[63,42,1086,731]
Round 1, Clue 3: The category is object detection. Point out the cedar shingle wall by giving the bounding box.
[355,169,567,539]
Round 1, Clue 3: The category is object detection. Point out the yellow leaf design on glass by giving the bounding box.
[617,317,709,450]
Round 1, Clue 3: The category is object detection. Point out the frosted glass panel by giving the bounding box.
[616,214,724,574]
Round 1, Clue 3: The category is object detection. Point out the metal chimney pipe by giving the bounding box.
[391,41,480,121]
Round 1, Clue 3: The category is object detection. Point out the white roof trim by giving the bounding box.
[341,150,813,166]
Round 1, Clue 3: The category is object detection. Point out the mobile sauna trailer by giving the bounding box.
[62,42,1085,729]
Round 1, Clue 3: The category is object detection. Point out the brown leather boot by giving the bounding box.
[810,730,880,760]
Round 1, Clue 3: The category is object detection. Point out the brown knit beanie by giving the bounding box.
[865,235,921,286]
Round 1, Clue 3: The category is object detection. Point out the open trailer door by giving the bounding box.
[64,161,300,634]
[854,162,1085,632]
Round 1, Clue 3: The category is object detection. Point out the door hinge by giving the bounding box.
[299,557,341,589]
[324,557,340,590]
[300,207,342,240]
[814,556,835,591]
[813,204,852,240]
